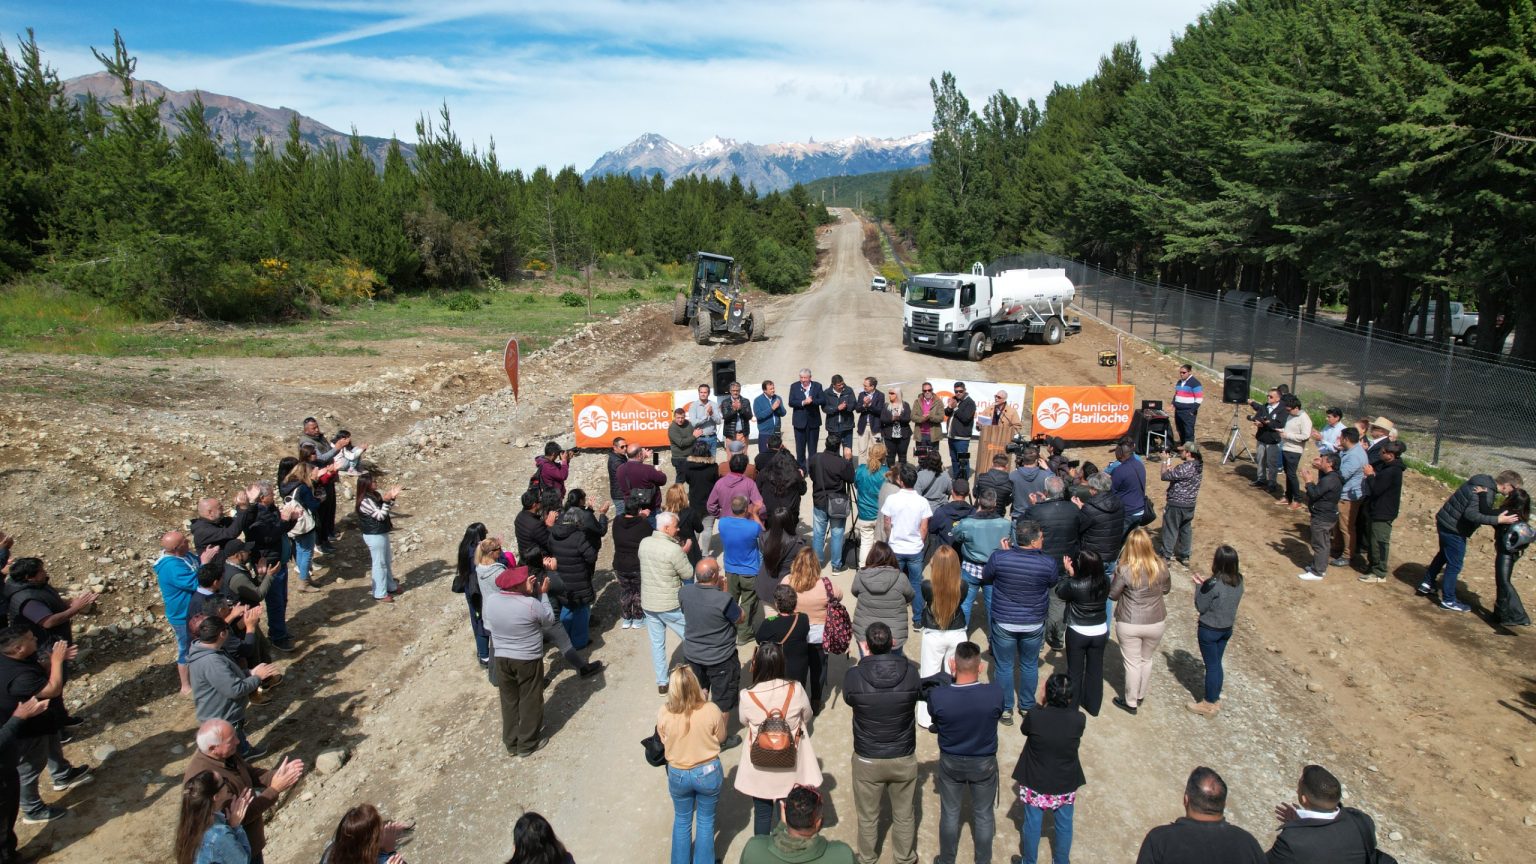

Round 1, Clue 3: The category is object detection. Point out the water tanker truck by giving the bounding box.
[902,263,1079,360]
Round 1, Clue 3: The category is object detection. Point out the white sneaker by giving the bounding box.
[1297,570,1324,582]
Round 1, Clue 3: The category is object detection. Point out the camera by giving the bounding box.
[1004,434,1029,456]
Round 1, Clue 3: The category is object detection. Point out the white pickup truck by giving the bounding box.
[1407,302,1479,343]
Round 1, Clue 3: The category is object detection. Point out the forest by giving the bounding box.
[885,0,1536,360]
[0,33,828,321]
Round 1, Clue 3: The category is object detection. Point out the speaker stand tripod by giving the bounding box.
[1221,404,1254,465]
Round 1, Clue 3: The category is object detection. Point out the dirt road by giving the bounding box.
[7,209,1529,862]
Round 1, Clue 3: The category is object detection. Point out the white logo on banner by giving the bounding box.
[1035,397,1072,431]
[577,405,610,438]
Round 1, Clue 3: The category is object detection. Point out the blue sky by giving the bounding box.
[2,0,1216,171]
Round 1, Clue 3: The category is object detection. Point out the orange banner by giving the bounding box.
[1031,385,1136,440]
[572,392,675,448]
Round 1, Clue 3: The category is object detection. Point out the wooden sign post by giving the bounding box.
[504,337,520,402]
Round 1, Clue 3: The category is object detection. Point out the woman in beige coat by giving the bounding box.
[735,642,821,837]
[1108,528,1171,714]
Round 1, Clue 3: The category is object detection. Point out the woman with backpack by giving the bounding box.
[279,460,322,593]
[735,642,821,837]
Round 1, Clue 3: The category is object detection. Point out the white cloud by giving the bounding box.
[30,0,1213,171]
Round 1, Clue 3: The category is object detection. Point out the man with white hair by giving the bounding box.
[153,531,219,694]
[638,511,694,693]
[183,718,304,864]
[788,368,824,472]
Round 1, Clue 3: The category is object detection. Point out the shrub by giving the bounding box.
[444,291,482,312]
[558,291,584,307]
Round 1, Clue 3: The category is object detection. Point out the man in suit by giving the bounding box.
[822,375,856,451]
[1267,764,1381,863]
[1247,389,1285,494]
[853,376,884,461]
[788,368,824,472]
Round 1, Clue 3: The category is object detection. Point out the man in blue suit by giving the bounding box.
[787,367,823,472]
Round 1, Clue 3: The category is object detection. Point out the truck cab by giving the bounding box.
[902,263,1076,360]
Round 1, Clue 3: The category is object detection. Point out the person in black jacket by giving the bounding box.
[757,437,807,531]
[853,376,884,461]
[1420,468,1523,611]
[1359,441,1405,584]
[1492,488,1532,627]
[843,622,921,864]
[822,375,857,450]
[1135,767,1264,864]
[928,480,974,555]
[1248,389,1285,494]
[944,382,977,481]
[611,501,653,631]
[974,453,1014,517]
[0,692,49,858]
[1054,550,1110,716]
[241,481,296,651]
[788,369,824,472]
[718,382,753,447]
[454,523,491,667]
[549,490,608,649]
[1012,673,1085,864]
[1022,476,1082,652]
[1266,764,1382,864]
[513,490,559,594]
[1296,453,1343,582]
[809,439,855,572]
[606,436,629,516]
[189,494,256,565]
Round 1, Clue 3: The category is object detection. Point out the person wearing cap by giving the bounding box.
[944,382,977,481]
[481,564,592,757]
[1359,441,1407,583]
[1159,443,1203,566]
[1363,417,1396,467]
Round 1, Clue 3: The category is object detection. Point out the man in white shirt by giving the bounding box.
[686,383,720,456]
[881,463,932,628]
[1311,407,1346,456]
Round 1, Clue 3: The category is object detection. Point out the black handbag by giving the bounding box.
[641,726,667,768]
[1139,500,1157,527]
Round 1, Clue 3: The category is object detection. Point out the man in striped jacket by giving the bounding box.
[1172,364,1204,446]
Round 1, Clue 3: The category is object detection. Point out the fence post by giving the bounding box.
[1128,279,1137,334]
[1109,282,1117,326]
[1290,309,1303,395]
[1433,341,1454,465]
[1210,294,1220,370]
[1151,275,1160,344]
[1359,321,1372,413]
[1248,300,1259,373]
[1177,284,1187,355]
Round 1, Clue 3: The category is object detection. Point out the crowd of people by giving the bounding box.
[0,357,1523,863]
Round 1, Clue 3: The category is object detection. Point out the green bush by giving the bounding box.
[558,291,584,307]
[444,291,483,312]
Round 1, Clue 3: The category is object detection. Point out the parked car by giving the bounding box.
[871,275,889,292]
[1407,301,1479,343]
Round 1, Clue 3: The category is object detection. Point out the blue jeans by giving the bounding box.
[991,622,1045,712]
[1197,624,1232,703]
[170,619,191,665]
[265,563,290,643]
[812,507,845,569]
[1021,800,1074,864]
[288,530,315,584]
[467,593,490,661]
[560,601,591,650]
[950,437,971,480]
[612,498,626,519]
[1122,509,1145,537]
[1424,529,1468,604]
[898,553,925,626]
[701,435,720,457]
[959,575,993,631]
[362,532,396,598]
[667,759,722,864]
[646,608,687,685]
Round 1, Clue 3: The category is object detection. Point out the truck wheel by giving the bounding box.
[749,312,768,342]
[692,314,712,345]
[966,332,988,361]
[673,293,688,325]
[1043,316,1064,345]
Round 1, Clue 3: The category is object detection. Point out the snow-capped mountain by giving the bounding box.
[583,131,932,191]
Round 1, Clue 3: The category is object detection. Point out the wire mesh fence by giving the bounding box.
[993,253,1536,481]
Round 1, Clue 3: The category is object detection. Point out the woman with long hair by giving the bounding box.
[754,506,805,609]
[735,642,821,837]
[174,770,251,864]
[611,492,653,630]
[880,387,912,467]
[917,545,969,729]
[851,540,913,655]
[505,811,574,864]
[1108,529,1171,714]
[786,547,841,712]
[1054,549,1111,715]
[657,665,727,864]
[853,442,889,555]
[914,448,952,509]
[321,803,410,864]
[550,488,607,649]
[280,459,321,592]
[1493,488,1532,627]
[664,483,705,567]
[1189,545,1245,717]
[757,445,807,530]
[454,523,491,666]
[755,584,810,689]
[1011,673,1085,864]
[356,473,403,602]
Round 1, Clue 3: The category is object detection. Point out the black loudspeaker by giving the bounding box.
[1222,365,1251,404]
[711,359,737,395]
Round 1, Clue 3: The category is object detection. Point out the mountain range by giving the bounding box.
[62,73,411,170]
[582,131,932,192]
